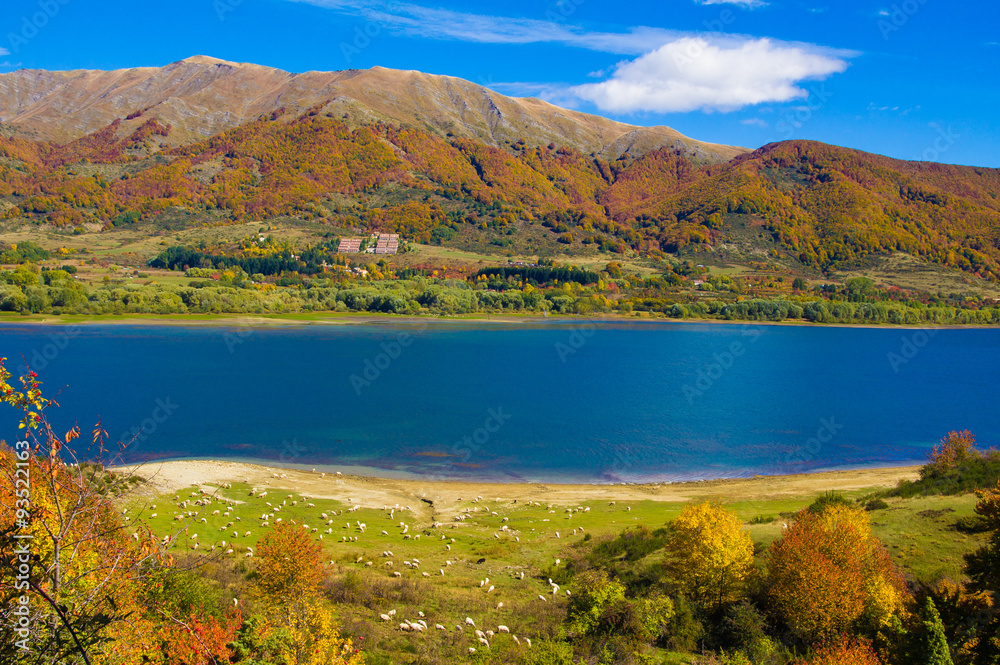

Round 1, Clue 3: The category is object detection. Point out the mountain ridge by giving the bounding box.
[0,56,746,163]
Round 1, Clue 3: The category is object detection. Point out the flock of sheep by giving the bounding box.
[137,478,637,655]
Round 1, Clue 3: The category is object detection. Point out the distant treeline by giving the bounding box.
[2,263,999,323]
[149,245,334,276]
[633,297,1000,325]
[475,266,600,285]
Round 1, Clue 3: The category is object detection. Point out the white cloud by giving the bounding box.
[292,0,680,54]
[569,37,850,113]
[0,48,9,57]
[290,0,855,115]
[695,0,767,8]
[741,118,768,127]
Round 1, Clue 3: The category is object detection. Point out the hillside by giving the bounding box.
[0,56,744,163]
[1,100,999,287]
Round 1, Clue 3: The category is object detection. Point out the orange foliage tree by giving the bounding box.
[248,522,362,665]
[925,430,980,476]
[766,505,907,644]
[252,521,326,603]
[793,636,883,665]
[0,358,165,664]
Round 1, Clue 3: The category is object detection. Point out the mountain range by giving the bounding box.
[0,57,998,286]
[0,55,743,163]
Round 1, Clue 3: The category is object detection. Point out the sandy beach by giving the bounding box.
[121,459,921,523]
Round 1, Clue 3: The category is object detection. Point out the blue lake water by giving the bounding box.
[0,321,996,483]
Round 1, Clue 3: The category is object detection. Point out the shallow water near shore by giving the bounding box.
[1,321,996,483]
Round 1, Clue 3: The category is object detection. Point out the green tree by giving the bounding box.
[965,481,1000,596]
[567,570,674,649]
[965,481,1000,665]
[920,597,954,665]
[845,277,877,303]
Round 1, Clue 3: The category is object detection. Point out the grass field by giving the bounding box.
[115,461,986,663]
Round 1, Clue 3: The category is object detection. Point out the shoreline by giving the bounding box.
[0,310,989,330]
[115,459,922,509]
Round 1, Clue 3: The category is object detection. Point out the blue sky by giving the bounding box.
[3,0,997,166]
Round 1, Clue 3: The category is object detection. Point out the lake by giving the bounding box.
[1,320,996,483]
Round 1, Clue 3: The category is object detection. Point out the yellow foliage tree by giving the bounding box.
[666,501,755,610]
[280,596,362,665]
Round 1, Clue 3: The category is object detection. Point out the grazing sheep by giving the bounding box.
[497,626,509,633]
[465,617,476,627]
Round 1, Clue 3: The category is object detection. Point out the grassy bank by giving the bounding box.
[113,461,988,664]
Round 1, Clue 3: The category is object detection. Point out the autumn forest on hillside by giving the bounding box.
[1,108,1000,323]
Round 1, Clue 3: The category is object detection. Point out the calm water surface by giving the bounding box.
[0,321,995,483]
